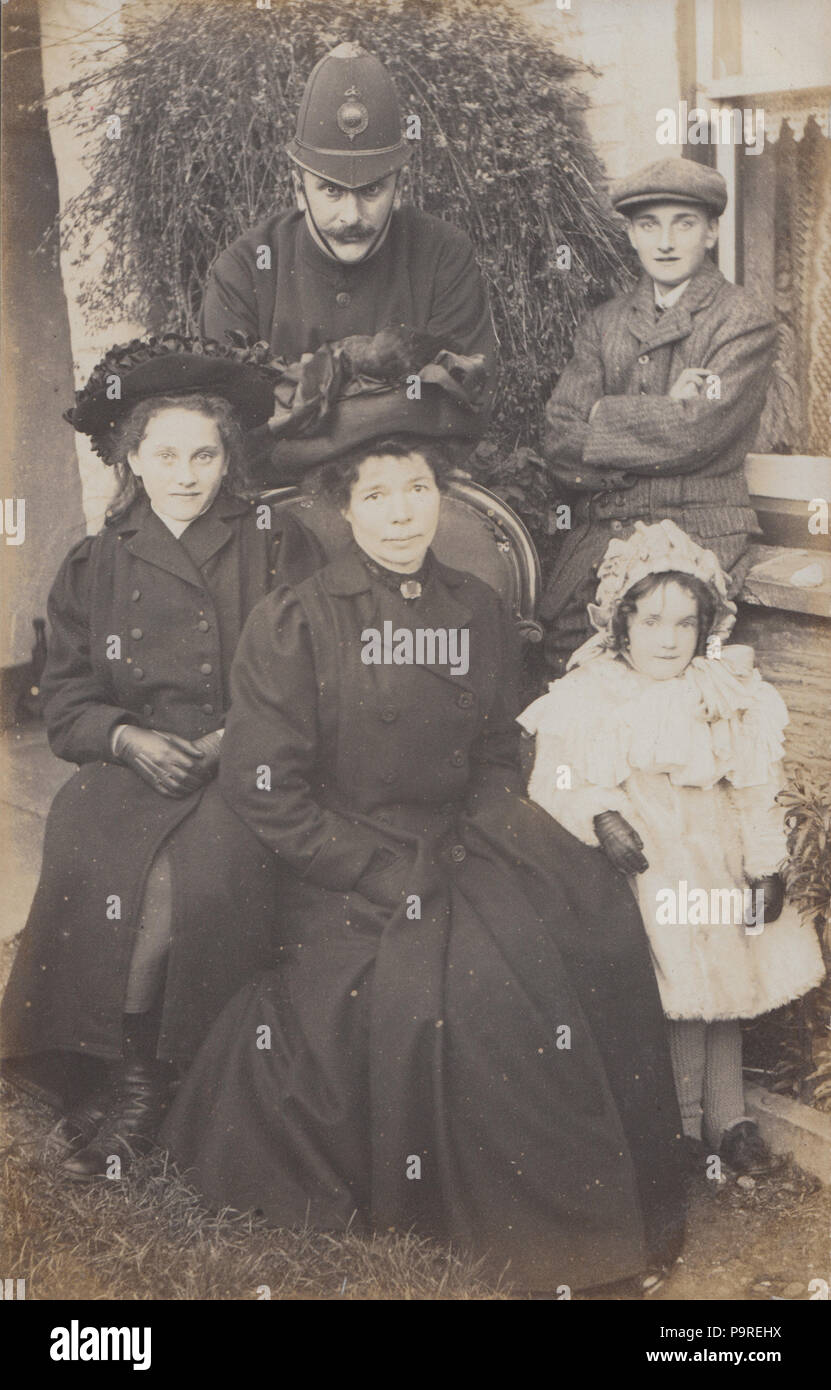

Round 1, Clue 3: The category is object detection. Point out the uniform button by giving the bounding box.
[457,691,474,709]
[610,520,624,533]
[380,706,398,723]
[450,750,465,767]
[450,844,466,864]
[130,628,143,640]
[202,703,214,715]
[638,353,650,365]
[197,619,210,632]
[336,291,351,307]
[131,589,141,602]
[142,704,153,717]
[133,667,144,681]
[200,662,213,675]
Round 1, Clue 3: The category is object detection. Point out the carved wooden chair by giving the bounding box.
[260,476,544,644]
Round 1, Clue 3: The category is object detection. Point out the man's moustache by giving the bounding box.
[330,227,376,242]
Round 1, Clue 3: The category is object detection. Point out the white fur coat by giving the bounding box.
[519,648,825,1020]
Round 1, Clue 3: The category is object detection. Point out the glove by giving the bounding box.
[747,873,785,925]
[593,810,649,876]
[116,726,207,798]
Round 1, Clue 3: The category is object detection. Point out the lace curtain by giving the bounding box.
[751,116,831,456]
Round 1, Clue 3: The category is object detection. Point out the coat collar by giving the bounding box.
[322,543,475,688]
[628,257,725,348]
[321,542,468,601]
[114,493,250,588]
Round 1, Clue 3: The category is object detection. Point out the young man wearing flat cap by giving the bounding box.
[540,156,776,673]
[201,43,496,396]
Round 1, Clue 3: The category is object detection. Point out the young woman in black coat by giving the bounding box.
[0,337,321,1179]
[161,339,687,1295]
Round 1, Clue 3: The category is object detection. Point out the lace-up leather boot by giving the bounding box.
[61,1012,170,1180]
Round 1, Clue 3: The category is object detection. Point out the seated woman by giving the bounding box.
[161,333,687,1295]
[0,335,322,1180]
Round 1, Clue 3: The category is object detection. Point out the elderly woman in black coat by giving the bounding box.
[0,337,321,1179]
[161,338,686,1295]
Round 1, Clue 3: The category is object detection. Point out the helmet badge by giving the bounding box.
[337,86,369,141]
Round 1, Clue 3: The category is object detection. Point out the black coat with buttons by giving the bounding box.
[217,544,524,888]
[200,207,497,389]
[42,492,297,758]
[0,493,324,1074]
[162,544,686,1290]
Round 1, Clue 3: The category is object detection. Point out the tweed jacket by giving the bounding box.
[544,259,776,527]
[540,259,776,616]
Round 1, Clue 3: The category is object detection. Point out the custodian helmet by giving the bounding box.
[286,42,410,189]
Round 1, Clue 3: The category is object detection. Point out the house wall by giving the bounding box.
[508,0,689,178]
[694,0,831,97]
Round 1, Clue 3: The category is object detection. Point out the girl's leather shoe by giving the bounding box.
[61,1060,170,1180]
[718,1120,778,1175]
[48,1094,109,1155]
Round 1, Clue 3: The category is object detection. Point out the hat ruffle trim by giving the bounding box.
[518,647,789,791]
[66,333,283,463]
[263,327,488,442]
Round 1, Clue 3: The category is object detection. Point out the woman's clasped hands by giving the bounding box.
[116,726,221,798]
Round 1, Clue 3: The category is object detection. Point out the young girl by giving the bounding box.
[519,519,825,1174]
[1,335,321,1180]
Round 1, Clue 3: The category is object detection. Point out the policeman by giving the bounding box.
[200,43,496,393]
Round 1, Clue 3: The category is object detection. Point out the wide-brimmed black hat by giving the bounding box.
[66,334,283,464]
[253,326,489,477]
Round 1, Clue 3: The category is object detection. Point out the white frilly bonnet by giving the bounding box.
[570,518,737,669]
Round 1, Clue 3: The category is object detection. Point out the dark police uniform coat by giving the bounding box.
[0,493,322,1077]
[200,206,497,381]
[162,545,685,1291]
[541,259,776,662]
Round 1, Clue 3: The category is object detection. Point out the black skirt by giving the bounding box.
[1,764,279,1080]
[162,799,686,1292]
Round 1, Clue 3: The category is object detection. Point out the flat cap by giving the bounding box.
[611,158,728,216]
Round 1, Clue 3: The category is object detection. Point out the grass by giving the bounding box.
[0,1083,511,1301]
[0,933,510,1301]
[5,1074,830,1304]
